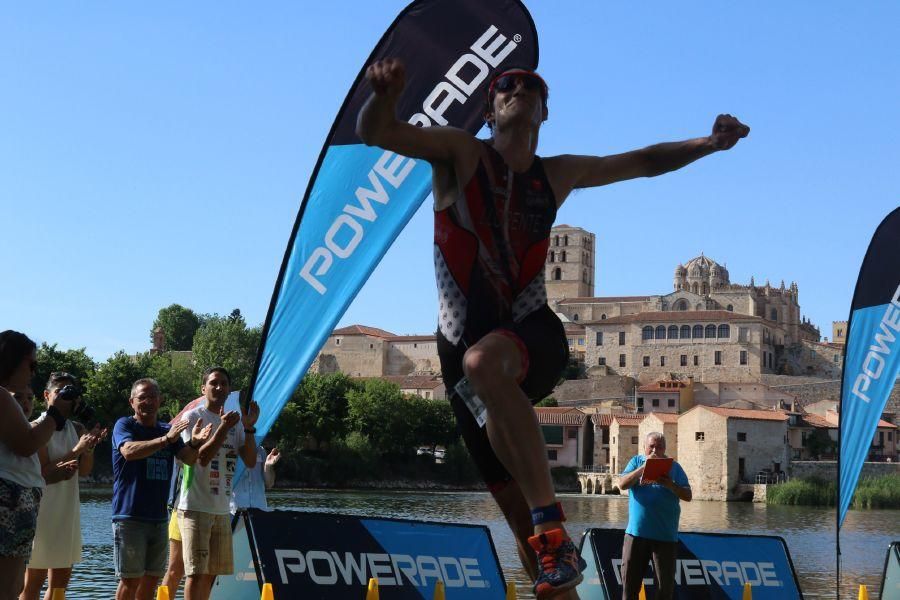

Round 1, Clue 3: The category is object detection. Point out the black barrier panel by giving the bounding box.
[577,528,803,600]
[212,509,506,599]
[881,541,900,600]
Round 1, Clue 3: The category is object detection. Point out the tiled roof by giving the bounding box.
[821,412,897,429]
[333,325,397,338]
[559,296,653,304]
[564,323,586,333]
[585,310,764,326]
[702,406,788,422]
[646,412,680,424]
[800,413,835,429]
[611,414,646,426]
[591,414,615,427]
[535,407,588,425]
[386,335,436,343]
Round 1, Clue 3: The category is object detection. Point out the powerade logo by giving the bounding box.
[610,558,784,588]
[299,25,520,294]
[274,549,488,589]
[851,283,900,404]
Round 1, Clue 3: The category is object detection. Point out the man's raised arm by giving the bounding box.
[546,114,750,205]
[356,58,478,166]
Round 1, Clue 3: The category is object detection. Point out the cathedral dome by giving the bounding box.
[684,254,719,275]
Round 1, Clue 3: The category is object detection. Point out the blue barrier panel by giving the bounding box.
[213,509,506,599]
[578,528,803,599]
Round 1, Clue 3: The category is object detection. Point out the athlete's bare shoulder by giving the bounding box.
[432,137,486,212]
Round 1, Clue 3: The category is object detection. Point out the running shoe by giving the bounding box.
[528,528,587,599]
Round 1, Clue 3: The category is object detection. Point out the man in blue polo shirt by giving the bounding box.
[112,378,211,600]
[618,432,691,600]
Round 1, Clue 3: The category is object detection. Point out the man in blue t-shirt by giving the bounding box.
[618,432,691,600]
[112,378,211,600]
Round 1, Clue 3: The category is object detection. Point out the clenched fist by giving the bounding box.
[366,58,406,97]
[711,114,749,151]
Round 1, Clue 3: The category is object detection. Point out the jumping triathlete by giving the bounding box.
[357,58,748,599]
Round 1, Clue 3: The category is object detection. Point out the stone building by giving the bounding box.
[553,249,823,382]
[589,414,613,469]
[832,321,848,346]
[545,225,595,305]
[536,407,592,468]
[677,405,789,501]
[639,413,680,461]
[313,325,440,378]
[609,414,645,476]
[636,380,689,414]
[381,375,447,401]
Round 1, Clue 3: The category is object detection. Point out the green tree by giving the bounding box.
[535,397,558,407]
[191,311,261,391]
[32,343,96,403]
[347,379,420,457]
[270,373,355,452]
[152,304,203,351]
[147,352,200,419]
[411,397,458,451]
[84,351,153,427]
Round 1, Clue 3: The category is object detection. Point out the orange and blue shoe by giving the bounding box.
[527,528,587,599]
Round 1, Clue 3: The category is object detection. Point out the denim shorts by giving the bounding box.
[0,478,42,560]
[112,519,168,579]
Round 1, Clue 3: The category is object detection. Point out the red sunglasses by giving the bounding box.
[488,70,548,100]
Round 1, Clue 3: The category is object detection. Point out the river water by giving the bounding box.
[62,488,896,598]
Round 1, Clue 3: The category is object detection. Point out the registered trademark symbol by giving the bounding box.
[513,34,522,43]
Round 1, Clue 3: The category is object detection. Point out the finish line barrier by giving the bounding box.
[210,509,506,599]
[576,528,804,599]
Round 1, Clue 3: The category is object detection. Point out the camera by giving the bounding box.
[56,384,97,423]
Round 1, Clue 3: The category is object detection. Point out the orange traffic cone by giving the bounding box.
[505,581,518,599]
[155,586,169,600]
[260,582,275,600]
[742,582,752,600]
[367,578,380,600]
[433,580,446,600]
[638,582,647,600]
[858,584,869,600]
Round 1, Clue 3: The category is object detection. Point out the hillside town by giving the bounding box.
[308,224,899,501]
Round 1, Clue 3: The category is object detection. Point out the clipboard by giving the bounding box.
[640,457,673,484]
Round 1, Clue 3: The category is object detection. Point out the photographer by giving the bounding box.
[0,331,72,600]
[20,373,107,600]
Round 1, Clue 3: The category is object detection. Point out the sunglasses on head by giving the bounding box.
[489,71,547,98]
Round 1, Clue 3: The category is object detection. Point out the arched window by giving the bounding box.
[601,314,607,320]
[553,268,562,280]
[668,325,679,339]
[770,308,778,321]
[693,324,704,339]
[554,235,560,246]
[676,300,688,311]
[561,250,567,262]
[727,304,733,311]
[582,270,588,284]
[564,235,569,245]
[702,283,709,295]
[718,324,730,339]
[655,325,666,340]
[705,324,717,338]
[680,325,691,339]
[642,326,654,340]
[573,314,579,322]
[549,251,555,263]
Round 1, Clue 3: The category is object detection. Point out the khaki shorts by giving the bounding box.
[168,510,181,542]
[177,510,233,576]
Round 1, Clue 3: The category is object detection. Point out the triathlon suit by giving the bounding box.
[434,141,569,490]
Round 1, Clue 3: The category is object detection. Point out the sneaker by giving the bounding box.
[527,528,587,599]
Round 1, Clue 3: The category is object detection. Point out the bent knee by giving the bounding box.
[463,339,522,383]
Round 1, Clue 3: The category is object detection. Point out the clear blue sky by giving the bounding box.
[2,2,897,361]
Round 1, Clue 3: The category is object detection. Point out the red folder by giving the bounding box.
[640,457,673,484]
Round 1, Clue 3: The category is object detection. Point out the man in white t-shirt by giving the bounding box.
[177,367,258,600]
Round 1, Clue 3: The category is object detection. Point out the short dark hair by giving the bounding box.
[130,378,160,398]
[46,371,77,392]
[201,366,231,386]
[0,330,36,384]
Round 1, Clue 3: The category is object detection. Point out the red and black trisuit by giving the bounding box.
[434,141,569,489]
